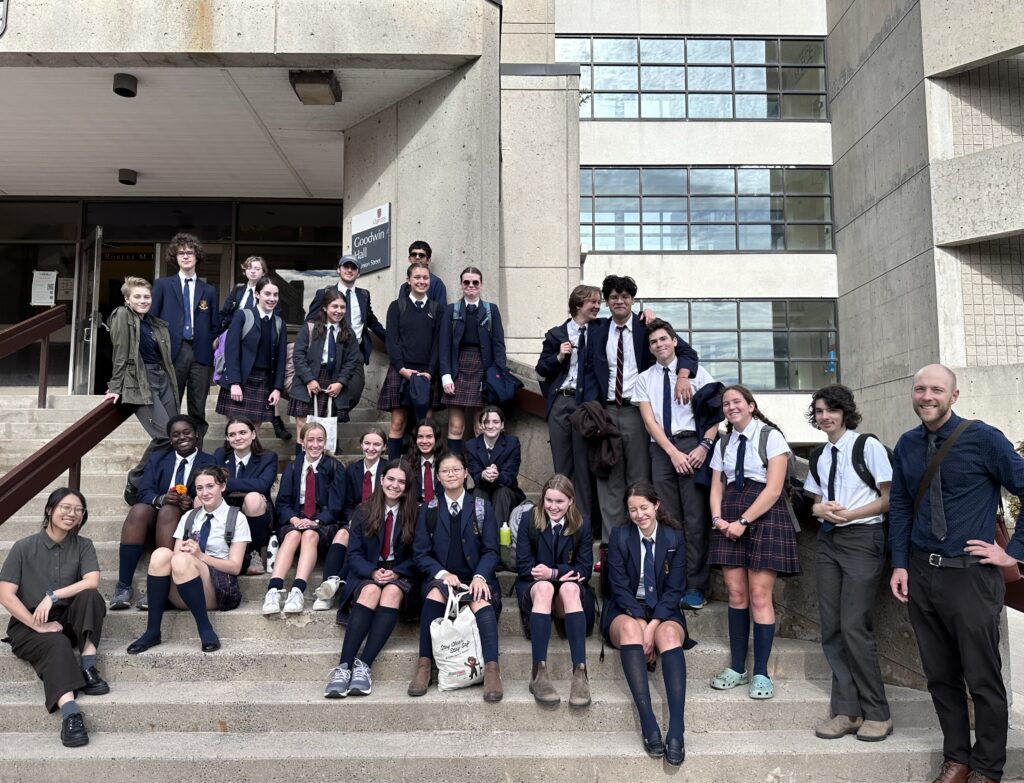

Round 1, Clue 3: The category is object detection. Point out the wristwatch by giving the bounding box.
[711,515,721,530]
[738,517,751,527]
[46,589,59,604]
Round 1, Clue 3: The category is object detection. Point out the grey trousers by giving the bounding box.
[547,394,592,519]
[815,523,890,721]
[173,339,213,438]
[651,435,711,593]
[131,361,179,476]
[596,404,651,540]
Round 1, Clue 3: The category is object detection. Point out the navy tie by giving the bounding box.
[574,326,587,403]
[415,301,424,310]
[327,325,337,373]
[344,288,353,326]
[467,304,478,314]
[174,457,187,487]
[197,513,213,553]
[182,278,193,340]
[244,289,255,309]
[820,445,839,534]
[662,367,674,443]
[551,523,561,552]
[734,434,747,491]
[643,538,658,608]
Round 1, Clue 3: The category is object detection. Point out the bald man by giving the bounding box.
[888,364,1024,783]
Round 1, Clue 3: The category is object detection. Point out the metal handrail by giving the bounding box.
[0,305,68,409]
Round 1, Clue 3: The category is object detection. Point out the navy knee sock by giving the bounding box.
[176,576,217,645]
[118,543,145,588]
[138,573,171,642]
[360,606,400,667]
[60,700,80,720]
[268,577,284,591]
[419,598,446,659]
[564,610,587,667]
[339,603,374,667]
[323,543,347,581]
[446,438,464,455]
[753,622,776,677]
[387,437,404,460]
[620,644,659,739]
[661,647,687,742]
[292,579,307,594]
[728,606,750,673]
[474,605,499,663]
[247,510,271,551]
[80,654,96,671]
[529,611,552,664]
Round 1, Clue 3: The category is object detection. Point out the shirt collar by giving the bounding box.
[408,293,427,306]
[40,528,66,550]
[304,456,322,473]
[831,429,856,452]
[234,451,251,467]
[385,502,400,516]
[178,271,195,284]
[921,412,962,440]
[199,500,230,520]
[736,419,760,439]
[641,524,658,544]
[364,458,379,473]
[612,319,632,333]
[658,358,677,373]
[177,449,198,464]
[448,491,467,513]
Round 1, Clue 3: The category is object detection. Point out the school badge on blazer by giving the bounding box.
[198,299,210,310]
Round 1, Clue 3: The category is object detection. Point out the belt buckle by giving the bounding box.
[928,553,942,567]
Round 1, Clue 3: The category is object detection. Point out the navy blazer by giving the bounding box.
[217,284,281,333]
[344,506,417,587]
[288,322,361,405]
[150,275,219,365]
[341,459,387,522]
[306,285,387,364]
[275,456,346,526]
[465,433,521,492]
[137,449,217,506]
[220,308,288,392]
[535,320,579,417]
[413,495,500,594]
[583,314,699,404]
[439,300,507,380]
[515,513,594,582]
[212,448,278,502]
[398,273,448,308]
[606,523,687,622]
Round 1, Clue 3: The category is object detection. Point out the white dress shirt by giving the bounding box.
[803,430,892,526]
[605,319,639,401]
[709,419,790,485]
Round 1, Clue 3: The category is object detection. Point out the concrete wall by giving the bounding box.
[501,0,555,64]
[947,55,1024,157]
[920,0,1024,77]
[957,237,1024,367]
[556,0,827,35]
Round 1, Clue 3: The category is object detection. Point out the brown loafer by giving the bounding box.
[407,656,432,697]
[483,661,503,702]
[932,761,970,783]
[569,662,591,708]
[856,718,892,742]
[529,661,559,706]
[814,714,862,739]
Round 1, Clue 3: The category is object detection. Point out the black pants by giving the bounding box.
[473,484,525,529]
[815,524,889,720]
[651,435,710,593]
[547,394,591,519]
[173,339,213,439]
[7,589,106,713]
[909,552,1007,779]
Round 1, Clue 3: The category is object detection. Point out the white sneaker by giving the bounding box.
[312,577,343,611]
[283,587,306,614]
[262,588,284,615]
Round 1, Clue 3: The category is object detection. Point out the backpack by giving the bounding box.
[502,499,536,571]
[808,433,893,521]
[719,425,804,532]
[282,322,315,396]
[424,496,486,541]
[452,300,493,332]
[214,309,286,381]
[181,507,240,548]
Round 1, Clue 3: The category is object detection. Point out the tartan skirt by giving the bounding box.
[442,347,484,407]
[287,365,341,418]
[210,567,243,612]
[276,521,340,553]
[216,367,276,422]
[376,365,442,412]
[709,479,801,576]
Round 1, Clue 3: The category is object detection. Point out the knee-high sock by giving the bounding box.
[339,603,374,667]
[135,573,171,643]
[728,606,751,673]
[247,510,271,551]
[419,598,446,659]
[529,611,552,664]
[361,606,400,667]
[564,610,587,667]
[322,543,347,581]
[753,622,776,677]
[176,576,216,644]
[620,643,660,739]
[446,438,463,456]
[661,647,687,742]
[387,437,404,461]
[474,605,499,663]
[118,543,145,588]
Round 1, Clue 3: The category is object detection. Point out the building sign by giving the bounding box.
[0,1,8,40]
[351,203,391,274]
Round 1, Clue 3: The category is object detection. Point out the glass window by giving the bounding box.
[781,67,826,92]
[687,66,732,91]
[593,38,638,62]
[741,331,789,359]
[593,93,639,118]
[0,202,79,241]
[786,224,833,250]
[594,224,641,251]
[594,169,641,195]
[706,361,740,385]
[690,169,735,194]
[691,301,737,329]
[738,224,783,250]
[743,361,789,390]
[236,244,343,325]
[594,197,641,222]
[788,331,833,359]
[782,94,827,119]
[740,301,787,329]
[236,202,342,243]
[642,197,687,222]
[579,169,594,195]
[790,360,836,390]
[687,39,731,63]
[737,197,771,221]
[737,169,784,194]
[780,40,825,66]
[788,301,836,329]
[579,66,592,91]
[85,201,232,242]
[555,37,591,62]
[734,39,779,65]
[735,94,780,119]
[641,66,685,90]
[642,169,687,194]
[785,169,830,194]
[592,65,638,91]
[785,197,831,223]
[690,197,736,222]
[734,67,773,91]
[641,93,686,118]
[690,224,736,250]
[648,300,689,326]
[579,198,593,223]
[692,331,738,359]
[640,38,686,63]
[642,224,688,251]
[687,93,733,118]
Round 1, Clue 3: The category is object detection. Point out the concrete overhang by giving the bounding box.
[920,0,1024,76]
[931,142,1024,246]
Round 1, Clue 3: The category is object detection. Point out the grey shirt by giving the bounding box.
[0,529,99,613]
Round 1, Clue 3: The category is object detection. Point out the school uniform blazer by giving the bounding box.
[398,273,448,308]
[137,450,217,506]
[346,507,418,583]
[582,313,699,404]
[465,434,522,492]
[217,284,281,334]
[288,322,361,405]
[536,319,579,417]
[439,299,507,380]
[212,448,278,502]
[150,275,219,365]
[341,460,387,521]
[692,380,726,489]
[606,523,687,622]
[384,298,442,375]
[412,497,500,594]
[515,514,593,582]
[220,308,288,392]
[275,457,346,526]
[306,285,387,364]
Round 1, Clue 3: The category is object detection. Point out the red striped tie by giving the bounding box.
[615,325,626,406]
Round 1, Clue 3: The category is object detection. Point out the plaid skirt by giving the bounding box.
[709,480,801,576]
[442,347,484,407]
[216,367,276,422]
[210,567,243,612]
[341,574,414,613]
[377,365,443,412]
[276,521,340,554]
[287,365,345,418]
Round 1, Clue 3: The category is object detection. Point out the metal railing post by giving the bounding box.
[38,334,50,409]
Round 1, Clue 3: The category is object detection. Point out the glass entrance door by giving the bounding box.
[69,227,102,394]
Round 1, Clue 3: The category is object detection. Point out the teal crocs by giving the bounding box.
[710,667,750,690]
[749,674,774,700]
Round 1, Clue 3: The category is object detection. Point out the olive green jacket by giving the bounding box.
[106,306,178,405]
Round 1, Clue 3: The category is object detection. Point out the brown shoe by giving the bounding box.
[966,773,999,783]
[932,761,970,783]
[856,718,892,742]
[483,661,503,702]
[814,714,862,739]
[569,662,591,708]
[529,661,560,706]
[407,656,432,697]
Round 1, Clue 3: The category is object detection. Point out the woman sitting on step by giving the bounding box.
[514,473,594,709]
[126,466,252,654]
[405,419,445,504]
[603,482,694,767]
[323,459,419,697]
[466,405,527,529]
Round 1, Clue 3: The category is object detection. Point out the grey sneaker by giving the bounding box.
[349,658,372,696]
[324,664,352,698]
[135,592,149,611]
[109,583,133,610]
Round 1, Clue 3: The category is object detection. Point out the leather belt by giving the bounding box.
[556,387,576,397]
[671,431,697,439]
[912,548,984,569]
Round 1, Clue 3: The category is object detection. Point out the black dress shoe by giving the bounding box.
[665,737,685,767]
[80,666,109,696]
[61,711,89,748]
[126,636,161,655]
[272,416,292,440]
[201,638,221,653]
[643,733,665,759]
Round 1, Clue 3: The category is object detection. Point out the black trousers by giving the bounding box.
[651,435,710,593]
[909,552,1007,779]
[173,339,213,438]
[474,484,525,530]
[815,524,889,720]
[547,394,591,519]
[7,589,106,713]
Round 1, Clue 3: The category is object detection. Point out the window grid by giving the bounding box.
[557,35,828,121]
[581,166,834,253]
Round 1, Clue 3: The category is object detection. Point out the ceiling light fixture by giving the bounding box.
[113,73,138,98]
[288,70,342,106]
[118,169,138,186]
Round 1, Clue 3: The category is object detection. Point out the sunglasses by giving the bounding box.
[409,251,428,259]
[461,280,481,287]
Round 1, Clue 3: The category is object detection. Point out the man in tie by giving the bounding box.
[802,384,893,743]
[888,365,1024,783]
[150,233,219,442]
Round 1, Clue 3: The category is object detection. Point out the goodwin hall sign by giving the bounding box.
[351,203,391,275]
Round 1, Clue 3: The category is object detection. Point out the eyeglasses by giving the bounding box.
[461,280,481,287]
[55,504,86,516]
[409,251,428,259]
[177,250,197,258]
[438,467,465,476]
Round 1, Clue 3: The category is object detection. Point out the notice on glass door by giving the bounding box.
[30,270,58,306]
